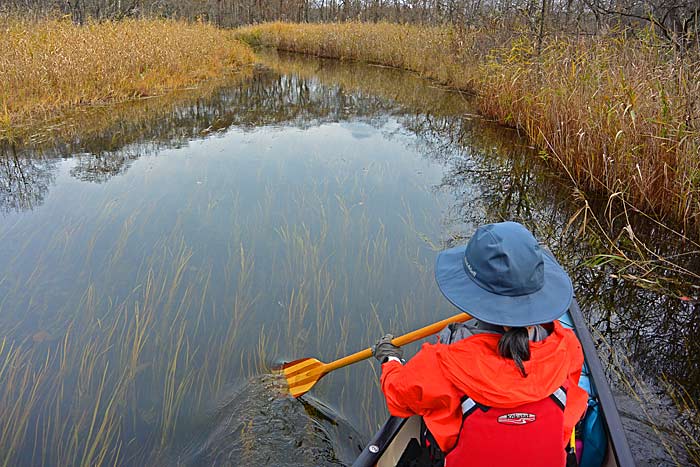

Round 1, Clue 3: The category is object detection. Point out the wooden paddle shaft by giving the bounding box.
[323,313,471,373]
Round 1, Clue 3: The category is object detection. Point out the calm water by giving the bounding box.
[0,51,697,465]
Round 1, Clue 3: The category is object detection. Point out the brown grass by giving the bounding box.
[236,22,700,235]
[236,22,484,88]
[0,17,255,134]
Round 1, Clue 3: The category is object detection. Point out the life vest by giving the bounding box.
[445,384,569,467]
[380,321,588,453]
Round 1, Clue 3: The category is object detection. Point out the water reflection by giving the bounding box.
[0,51,697,465]
[0,143,56,212]
[1,67,417,209]
[0,58,470,466]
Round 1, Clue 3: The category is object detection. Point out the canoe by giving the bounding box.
[352,297,635,467]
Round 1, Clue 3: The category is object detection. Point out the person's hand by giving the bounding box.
[372,334,403,363]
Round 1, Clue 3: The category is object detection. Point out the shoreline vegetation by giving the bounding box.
[0,13,698,466]
[0,17,255,137]
[235,22,700,242]
[2,16,698,248]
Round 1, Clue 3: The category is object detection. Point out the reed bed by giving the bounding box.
[236,22,482,88]
[0,17,255,134]
[235,22,700,235]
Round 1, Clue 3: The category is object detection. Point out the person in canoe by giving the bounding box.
[373,221,588,466]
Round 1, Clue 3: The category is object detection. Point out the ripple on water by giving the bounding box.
[175,374,365,466]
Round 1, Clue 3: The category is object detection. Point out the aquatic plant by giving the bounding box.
[0,93,450,464]
[0,48,695,465]
[0,17,255,135]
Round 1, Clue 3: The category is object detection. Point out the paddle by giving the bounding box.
[281,312,471,398]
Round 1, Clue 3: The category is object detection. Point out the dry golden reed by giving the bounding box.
[0,17,255,132]
[481,35,700,231]
[236,22,700,234]
[236,22,481,88]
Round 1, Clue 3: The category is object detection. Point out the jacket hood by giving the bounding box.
[436,321,580,407]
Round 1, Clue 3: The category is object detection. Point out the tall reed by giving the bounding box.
[0,17,255,133]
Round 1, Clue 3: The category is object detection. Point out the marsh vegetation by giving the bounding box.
[0,53,696,464]
[0,17,254,136]
[236,22,700,244]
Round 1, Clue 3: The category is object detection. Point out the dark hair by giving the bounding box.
[497,327,531,377]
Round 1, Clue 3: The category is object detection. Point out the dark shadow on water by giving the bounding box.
[172,374,364,466]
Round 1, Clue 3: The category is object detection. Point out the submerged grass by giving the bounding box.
[0,17,255,135]
[596,330,699,465]
[662,375,700,464]
[1,43,695,464]
[0,108,449,463]
[235,22,700,236]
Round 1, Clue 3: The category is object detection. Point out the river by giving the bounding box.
[0,50,696,465]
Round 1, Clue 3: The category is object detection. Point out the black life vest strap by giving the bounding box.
[460,395,489,419]
[549,386,567,410]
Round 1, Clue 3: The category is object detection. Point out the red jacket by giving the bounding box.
[380,321,588,453]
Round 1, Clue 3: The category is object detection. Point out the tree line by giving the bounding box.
[2,0,698,48]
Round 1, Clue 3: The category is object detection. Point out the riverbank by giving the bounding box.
[0,18,255,136]
[235,22,700,238]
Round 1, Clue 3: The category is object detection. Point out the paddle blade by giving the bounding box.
[281,357,327,398]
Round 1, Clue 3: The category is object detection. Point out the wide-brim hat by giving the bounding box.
[435,222,573,327]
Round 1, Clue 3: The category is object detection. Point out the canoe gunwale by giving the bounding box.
[352,416,408,466]
[568,298,635,466]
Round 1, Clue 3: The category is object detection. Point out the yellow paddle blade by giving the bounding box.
[282,357,328,398]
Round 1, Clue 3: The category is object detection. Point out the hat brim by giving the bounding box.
[435,245,573,327]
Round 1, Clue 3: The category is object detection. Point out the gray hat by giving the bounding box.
[435,222,573,327]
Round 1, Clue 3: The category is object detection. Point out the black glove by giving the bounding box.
[372,334,403,364]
